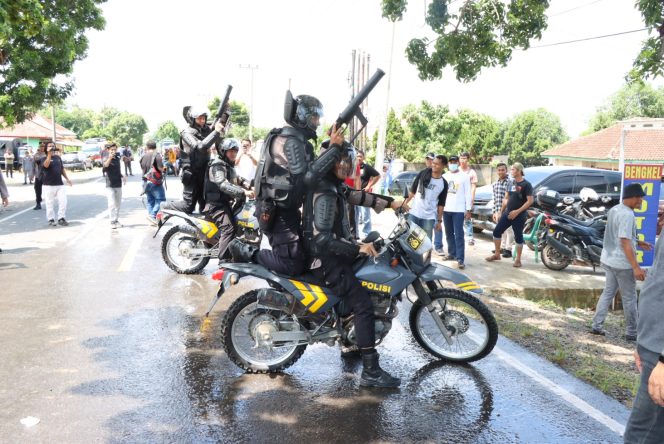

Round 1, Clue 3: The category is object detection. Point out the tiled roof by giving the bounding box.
[0,114,77,140]
[542,119,664,161]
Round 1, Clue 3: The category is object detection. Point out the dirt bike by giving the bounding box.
[154,198,261,274]
[205,209,498,374]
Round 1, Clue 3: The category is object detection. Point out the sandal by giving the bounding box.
[485,255,501,262]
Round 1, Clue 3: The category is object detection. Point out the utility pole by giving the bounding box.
[376,21,396,172]
[239,64,259,141]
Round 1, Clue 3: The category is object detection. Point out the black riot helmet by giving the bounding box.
[284,91,323,140]
[320,139,356,180]
[183,106,208,127]
[217,138,240,157]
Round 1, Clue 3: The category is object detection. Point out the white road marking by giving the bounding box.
[0,206,33,224]
[117,232,144,272]
[492,345,626,436]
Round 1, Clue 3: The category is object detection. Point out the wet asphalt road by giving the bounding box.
[0,171,630,443]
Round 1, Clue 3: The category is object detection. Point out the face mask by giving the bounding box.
[449,163,459,172]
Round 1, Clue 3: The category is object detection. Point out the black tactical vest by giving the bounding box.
[302,179,353,257]
[254,127,314,209]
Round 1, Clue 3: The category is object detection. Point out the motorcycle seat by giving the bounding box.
[275,271,325,287]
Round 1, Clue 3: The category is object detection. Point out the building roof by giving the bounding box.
[0,114,78,141]
[542,119,664,162]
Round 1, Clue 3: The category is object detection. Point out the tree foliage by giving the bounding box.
[501,109,568,166]
[587,82,664,133]
[154,120,180,144]
[382,0,664,82]
[54,106,94,137]
[105,112,148,148]
[0,0,106,126]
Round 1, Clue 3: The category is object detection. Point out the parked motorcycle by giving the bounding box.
[537,191,606,271]
[204,209,498,374]
[154,199,262,274]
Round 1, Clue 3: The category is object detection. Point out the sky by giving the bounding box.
[67,0,662,139]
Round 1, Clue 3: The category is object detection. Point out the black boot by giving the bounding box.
[360,350,400,388]
[33,203,41,210]
[228,238,258,263]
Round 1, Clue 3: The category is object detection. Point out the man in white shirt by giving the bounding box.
[235,138,258,183]
[441,155,472,269]
[405,155,448,241]
[459,152,478,246]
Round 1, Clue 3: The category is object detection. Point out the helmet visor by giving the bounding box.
[338,145,356,178]
[296,101,323,132]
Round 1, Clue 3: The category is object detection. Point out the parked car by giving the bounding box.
[388,171,419,196]
[471,166,622,232]
[61,151,93,171]
[80,144,103,167]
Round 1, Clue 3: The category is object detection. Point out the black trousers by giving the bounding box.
[34,178,43,204]
[165,169,206,214]
[312,255,375,349]
[206,205,235,261]
[123,160,132,176]
[256,208,306,276]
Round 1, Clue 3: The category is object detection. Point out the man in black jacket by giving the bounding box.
[164,107,224,214]
[302,143,405,388]
[205,139,253,263]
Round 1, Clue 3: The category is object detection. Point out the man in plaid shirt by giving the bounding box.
[492,163,514,257]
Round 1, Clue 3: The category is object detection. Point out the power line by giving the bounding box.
[548,0,606,18]
[528,28,648,49]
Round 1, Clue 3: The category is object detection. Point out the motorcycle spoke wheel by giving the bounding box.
[160,225,210,274]
[410,288,497,363]
[221,291,307,373]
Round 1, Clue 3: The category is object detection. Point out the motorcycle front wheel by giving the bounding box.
[160,225,211,274]
[221,290,307,373]
[410,288,498,363]
[541,244,571,271]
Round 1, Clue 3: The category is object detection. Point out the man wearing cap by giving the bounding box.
[424,152,446,254]
[591,183,652,341]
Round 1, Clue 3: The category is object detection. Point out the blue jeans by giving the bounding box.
[145,182,165,218]
[444,212,466,263]
[464,218,474,241]
[434,225,444,250]
[408,214,435,241]
[355,205,372,239]
[624,345,664,443]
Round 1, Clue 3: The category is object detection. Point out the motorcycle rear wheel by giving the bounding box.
[161,225,211,274]
[541,244,571,271]
[409,288,498,363]
[221,290,307,373]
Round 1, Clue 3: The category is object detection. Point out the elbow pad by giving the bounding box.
[219,181,245,200]
[304,144,341,186]
[314,232,359,258]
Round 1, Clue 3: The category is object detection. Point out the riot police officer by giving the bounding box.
[238,92,343,275]
[165,106,224,214]
[302,142,405,388]
[204,138,253,263]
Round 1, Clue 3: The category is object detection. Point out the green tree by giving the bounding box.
[386,108,412,161]
[381,0,663,82]
[53,106,95,138]
[402,101,461,158]
[207,98,250,127]
[154,120,180,144]
[501,108,568,166]
[106,112,148,148]
[0,0,106,126]
[587,82,664,132]
[454,109,502,163]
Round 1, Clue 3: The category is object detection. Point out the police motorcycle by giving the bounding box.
[205,209,498,374]
[537,190,607,271]
[154,200,262,274]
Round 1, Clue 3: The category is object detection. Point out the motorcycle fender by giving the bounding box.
[220,263,338,314]
[545,234,573,257]
[420,263,483,294]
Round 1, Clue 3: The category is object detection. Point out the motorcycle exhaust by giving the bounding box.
[545,234,573,257]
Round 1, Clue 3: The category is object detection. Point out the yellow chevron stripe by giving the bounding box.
[307,284,329,313]
[461,285,480,291]
[290,280,315,306]
[199,220,219,238]
[456,281,475,288]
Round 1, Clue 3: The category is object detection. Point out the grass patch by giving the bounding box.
[574,356,640,403]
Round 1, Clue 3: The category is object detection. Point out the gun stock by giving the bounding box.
[335,69,385,140]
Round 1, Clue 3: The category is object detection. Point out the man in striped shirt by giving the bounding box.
[492,163,514,258]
